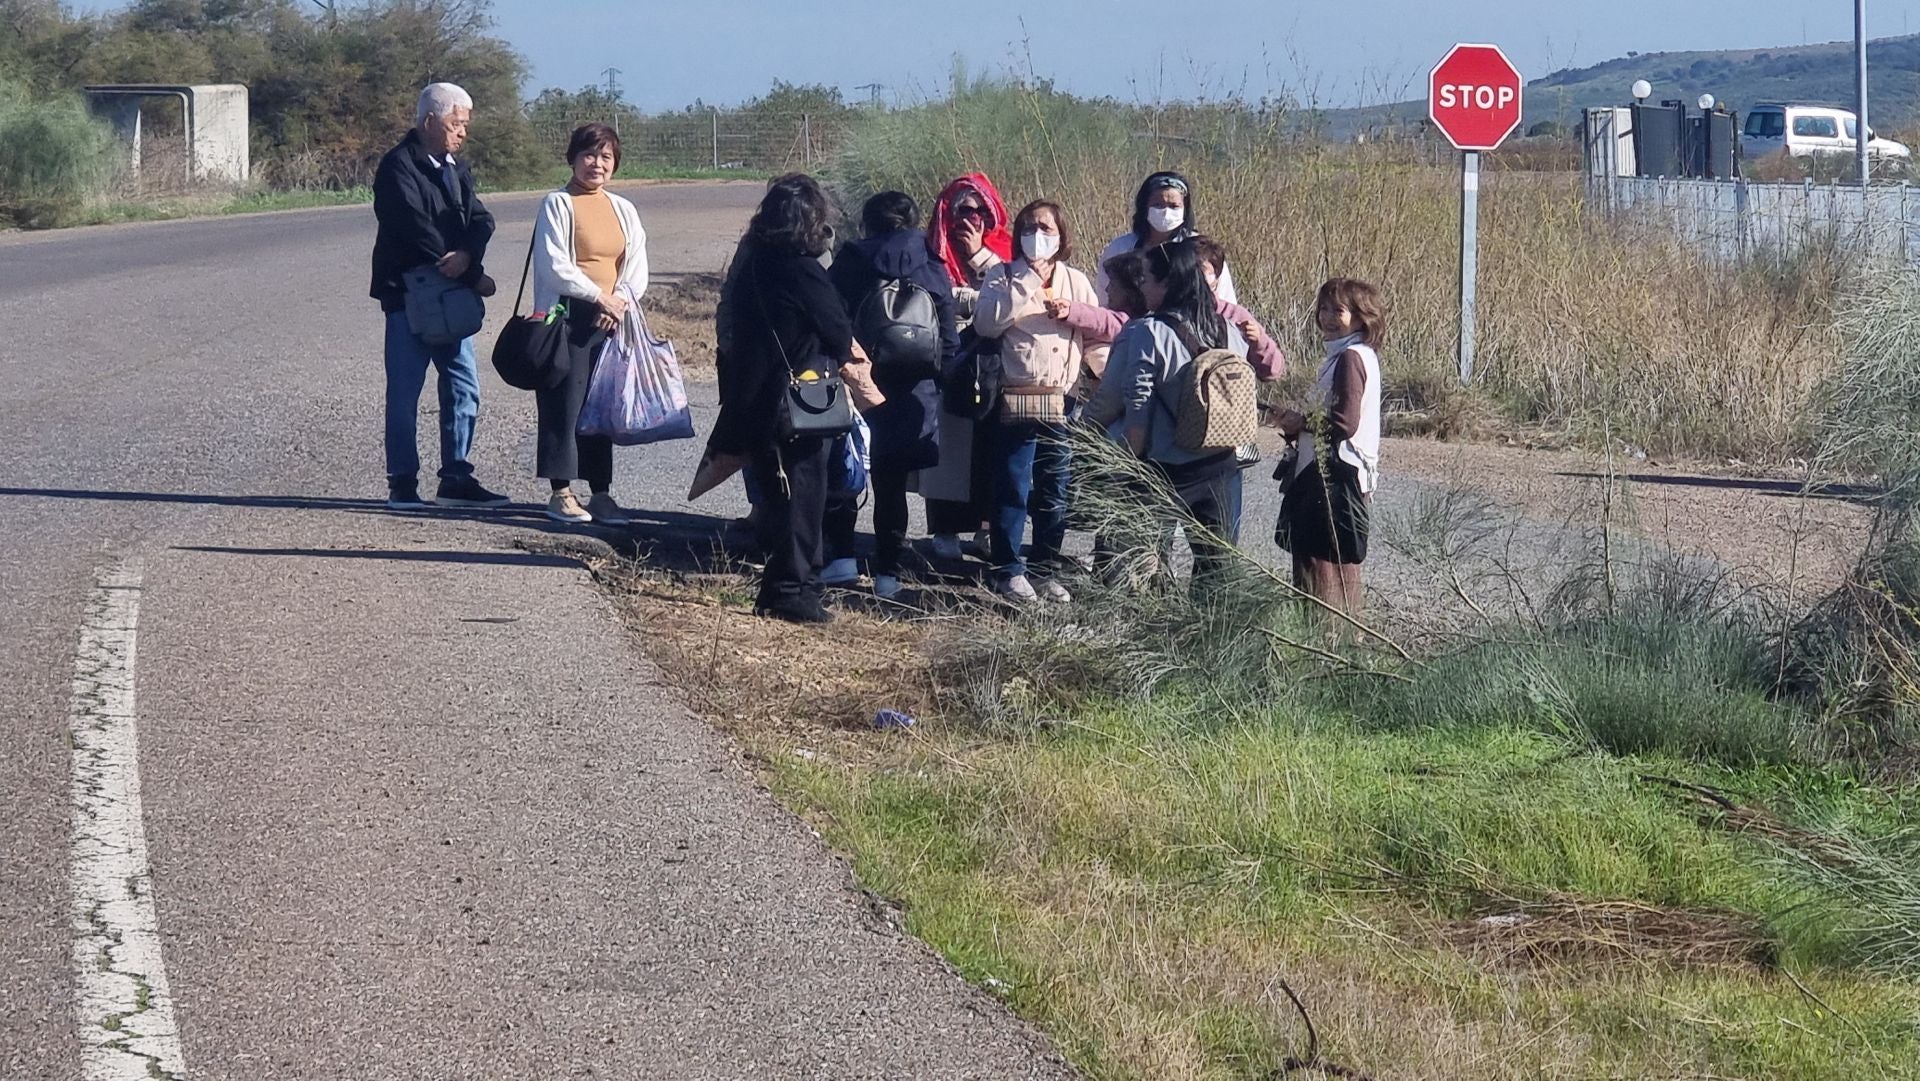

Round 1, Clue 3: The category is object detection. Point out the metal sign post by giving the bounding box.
[1857,0,1871,188]
[1428,43,1523,386]
[1459,151,1480,384]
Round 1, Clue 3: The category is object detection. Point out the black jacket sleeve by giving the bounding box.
[827,242,864,311]
[372,154,446,270]
[923,269,961,367]
[459,165,495,282]
[790,259,854,367]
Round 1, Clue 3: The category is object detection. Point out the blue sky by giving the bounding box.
[494,0,1920,109]
[61,0,1920,108]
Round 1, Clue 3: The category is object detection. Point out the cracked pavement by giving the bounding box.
[0,183,1075,1080]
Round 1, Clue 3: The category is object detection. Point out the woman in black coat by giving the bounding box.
[824,190,960,600]
[712,174,853,624]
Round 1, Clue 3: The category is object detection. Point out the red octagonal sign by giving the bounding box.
[1429,43,1524,151]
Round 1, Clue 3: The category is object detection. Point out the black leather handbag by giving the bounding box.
[490,236,572,392]
[752,263,854,442]
[777,370,855,441]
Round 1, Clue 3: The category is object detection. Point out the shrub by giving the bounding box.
[0,82,115,227]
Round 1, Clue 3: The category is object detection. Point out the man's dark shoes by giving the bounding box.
[755,596,834,625]
[386,477,429,510]
[436,475,511,508]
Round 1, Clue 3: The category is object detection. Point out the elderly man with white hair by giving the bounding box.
[370,81,508,510]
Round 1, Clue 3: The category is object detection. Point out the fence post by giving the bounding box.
[802,114,812,169]
[1904,182,1914,266]
[1734,178,1749,262]
[711,108,719,171]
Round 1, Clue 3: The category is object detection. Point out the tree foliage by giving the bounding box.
[0,0,544,189]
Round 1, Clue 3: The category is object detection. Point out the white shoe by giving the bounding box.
[873,575,902,600]
[995,574,1040,603]
[1037,578,1073,604]
[820,558,861,586]
[930,534,963,561]
[546,490,592,523]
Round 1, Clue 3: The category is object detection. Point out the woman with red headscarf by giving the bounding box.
[919,173,1013,561]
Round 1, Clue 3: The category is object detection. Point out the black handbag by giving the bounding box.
[941,328,1003,421]
[752,261,854,442]
[490,236,572,392]
[778,371,855,441]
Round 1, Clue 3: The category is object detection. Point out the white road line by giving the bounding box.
[68,560,188,1080]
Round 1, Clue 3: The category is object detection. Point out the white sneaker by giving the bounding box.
[1038,578,1073,604]
[995,574,1040,603]
[820,557,861,585]
[546,490,592,523]
[873,575,902,600]
[930,534,964,561]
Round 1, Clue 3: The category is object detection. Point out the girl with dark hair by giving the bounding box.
[920,173,1013,562]
[710,174,853,623]
[825,190,960,600]
[972,199,1099,603]
[1064,235,1285,418]
[1093,171,1238,305]
[531,122,649,524]
[1101,240,1251,585]
[1275,278,1386,622]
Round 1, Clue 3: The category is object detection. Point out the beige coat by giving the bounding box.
[973,259,1101,394]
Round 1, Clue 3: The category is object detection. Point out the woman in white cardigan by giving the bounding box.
[530,123,649,524]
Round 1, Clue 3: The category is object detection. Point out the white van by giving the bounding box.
[1741,104,1910,163]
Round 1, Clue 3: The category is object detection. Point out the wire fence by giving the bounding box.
[528,111,853,174]
[1588,174,1920,266]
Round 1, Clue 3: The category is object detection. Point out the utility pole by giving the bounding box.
[602,67,624,134]
[1856,0,1871,187]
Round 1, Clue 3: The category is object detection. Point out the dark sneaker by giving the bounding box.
[387,477,429,510]
[755,596,835,625]
[435,475,510,508]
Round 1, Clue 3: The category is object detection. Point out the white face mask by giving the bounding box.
[1021,230,1060,262]
[1146,205,1185,233]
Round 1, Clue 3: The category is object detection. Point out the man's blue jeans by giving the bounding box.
[988,419,1071,579]
[384,311,478,480]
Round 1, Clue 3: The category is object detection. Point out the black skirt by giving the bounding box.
[1276,456,1369,564]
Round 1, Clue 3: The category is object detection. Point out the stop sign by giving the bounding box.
[1428,43,1524,151]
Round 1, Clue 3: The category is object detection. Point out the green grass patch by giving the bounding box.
[771,708,1920,1079]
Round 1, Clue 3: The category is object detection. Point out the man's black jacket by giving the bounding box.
[369,129,495,313]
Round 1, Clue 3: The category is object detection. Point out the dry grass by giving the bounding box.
[595,553,940,758]
[1442,897,1773,972]
[643,273,725,369]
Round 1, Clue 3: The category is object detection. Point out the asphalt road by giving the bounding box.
[0,183,1073,1080]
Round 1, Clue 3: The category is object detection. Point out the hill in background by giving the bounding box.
[1323,33,1920,139]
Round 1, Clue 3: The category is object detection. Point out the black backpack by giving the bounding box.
[854,277,941,380]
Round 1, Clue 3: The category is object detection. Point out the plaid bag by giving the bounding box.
[998,389,1067,424]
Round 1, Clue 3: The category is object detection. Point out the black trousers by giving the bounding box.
[534,303,614,489]
[826,464,911,575]
[752,436,830,605]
